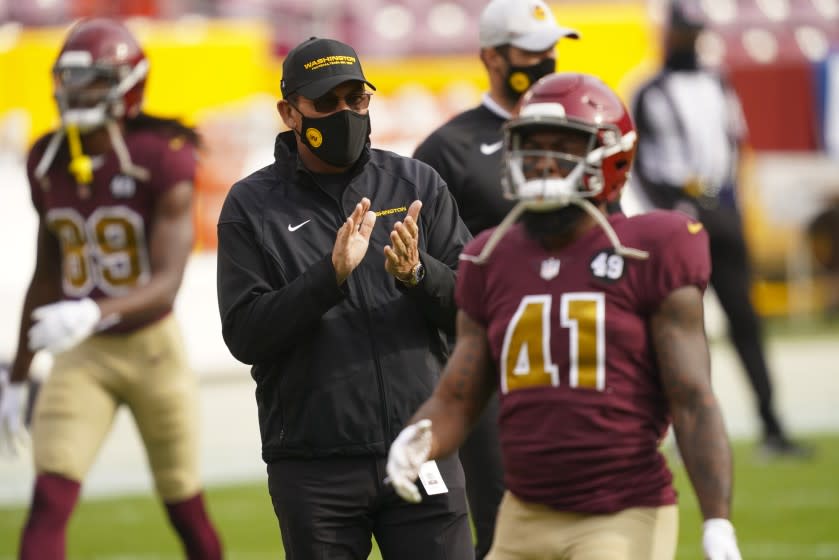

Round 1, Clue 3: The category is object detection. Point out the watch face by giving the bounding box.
[400,262,425,287]
[413,263,425,285]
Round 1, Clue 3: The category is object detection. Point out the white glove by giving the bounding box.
[0,367,30,458]
[386,419,433,503]
[703,518,743,560]
[28,298,101,354]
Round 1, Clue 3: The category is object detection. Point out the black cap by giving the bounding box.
[281,37,376,99]
[669,0,704,31]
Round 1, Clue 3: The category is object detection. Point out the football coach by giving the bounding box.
[216,36,474,560]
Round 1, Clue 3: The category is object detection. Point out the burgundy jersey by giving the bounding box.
[26,128,196,330]
[456,211,710,513]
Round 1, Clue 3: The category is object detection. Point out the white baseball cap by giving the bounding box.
[479,0,580,51]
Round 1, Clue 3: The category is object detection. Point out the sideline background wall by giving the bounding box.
[1,2,838,364]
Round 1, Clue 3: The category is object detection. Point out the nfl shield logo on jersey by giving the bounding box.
[540,258,560,280]
[110,174,136,198]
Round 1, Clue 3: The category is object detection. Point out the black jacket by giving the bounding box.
[217,131,472,462]
[414,104,515,236]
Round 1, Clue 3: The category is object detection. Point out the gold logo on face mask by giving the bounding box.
[509,72,531,93]
[306,127,323,148]
[532,6,547,20]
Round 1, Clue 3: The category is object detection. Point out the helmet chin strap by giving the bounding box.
[112,59,149,102]
[33,117,150,187]
[574,197,649,260]
[66,123,94,186]
[34,125,96,189]
[105,119,149,181]
[459,201,527,264]
[459,197,648,265]
[463,160,588,264]
[34,129,66,185]
[34,59,151,187]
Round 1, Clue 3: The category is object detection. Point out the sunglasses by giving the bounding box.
[302,91,373,114]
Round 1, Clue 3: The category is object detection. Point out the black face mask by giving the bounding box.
[522,204,587,240]
[297,109,370,168]
[503,58,555,103]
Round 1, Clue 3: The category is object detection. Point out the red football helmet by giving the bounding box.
[53,18,149,130]
[462,72,646,264]
[502,72,637,208]
[35,18,151,185]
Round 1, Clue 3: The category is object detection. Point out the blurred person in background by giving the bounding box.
[0,18,223,560]
[806,198,839,314]
[415,0,578,235]
[387,72,743,560]
[216,36,474,559]
[412,0,577,556]
[630,0,811,458]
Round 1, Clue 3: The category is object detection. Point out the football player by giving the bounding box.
[387,73,743,560]
[0,18,222,559]
[412,2,578,555]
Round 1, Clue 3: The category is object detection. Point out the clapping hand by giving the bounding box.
[332,197,377,285]
[384,200,422,282]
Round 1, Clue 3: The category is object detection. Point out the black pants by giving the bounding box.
[458,393,505,560]
[267,454,474,560]
[700,205,783,437]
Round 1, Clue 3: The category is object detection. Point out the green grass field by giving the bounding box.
[1,433,837,559]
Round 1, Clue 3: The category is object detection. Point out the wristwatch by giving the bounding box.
[401,261,426,287]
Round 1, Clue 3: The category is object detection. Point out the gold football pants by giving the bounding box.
[31,315,202,502]
[488,491,678,560]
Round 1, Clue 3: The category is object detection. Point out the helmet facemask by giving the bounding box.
[504,117,601,212]
[53,52,149,133]
[35,35,151,189]
[502,104,637,213]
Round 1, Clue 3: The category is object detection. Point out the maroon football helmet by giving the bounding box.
[462,72,646,264]
[53,18,149,129]
[35,19,151,185]
[502,72,637,208]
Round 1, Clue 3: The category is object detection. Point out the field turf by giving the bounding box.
[1,433,837,559]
